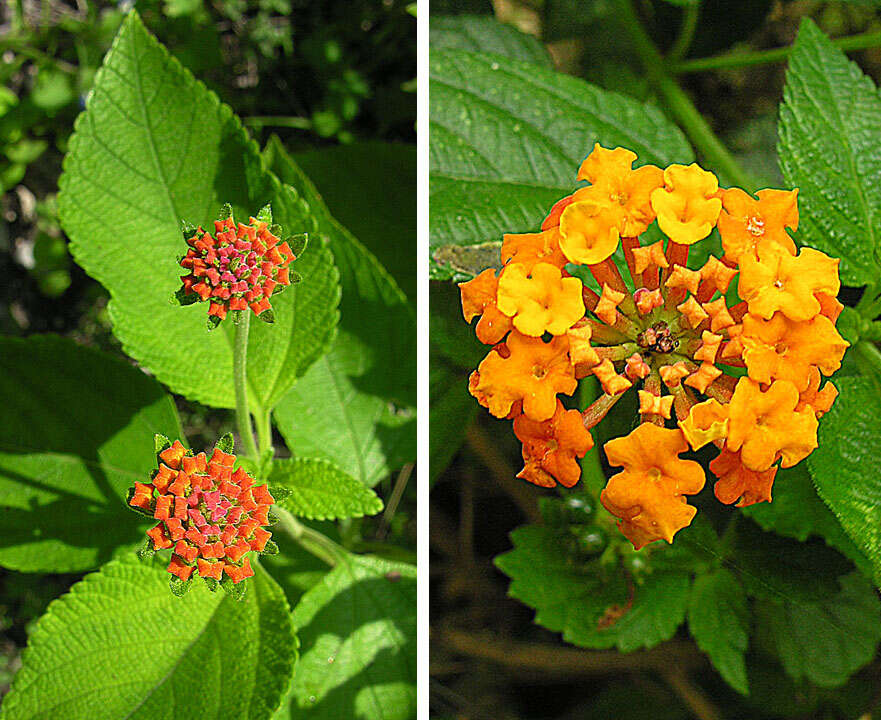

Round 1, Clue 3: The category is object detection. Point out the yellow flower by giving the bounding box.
[497,262,585,336]
[558,200,621,265]
[650,164,722,245]
[680,398,729,450]
[718,187,798,263]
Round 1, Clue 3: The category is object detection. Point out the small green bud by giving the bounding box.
[214,432,235,455]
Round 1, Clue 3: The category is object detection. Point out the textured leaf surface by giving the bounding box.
[292,142,416,300]
[429,15,552,66]
[778,18,881,285]
[759,573,881,687]
[0,556,296,720]
[58,11,339,411]
[270,458,383,521]
[743,464,872,577]
[808,376,881,584]
[429,48,693,279]
[687,569,749,694]
[0,335,182,573]
[495,525,690,651]
[274,555,416,720]
[265,138,415,486]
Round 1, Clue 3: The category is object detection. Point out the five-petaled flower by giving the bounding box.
[458,143,847,550]
[128,435,276,588]
[177,204,306,329]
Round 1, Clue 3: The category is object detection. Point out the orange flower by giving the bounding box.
[601,424,705,549]
[726,377,818,471]
[680,398,729,450]
[574,144,664,237]
[738,245,841,322]
[558,200,620,264]
[718,188,798,262]
[650,164,722,245]
[513,400,594,488]
[501,228,569,272]
[178,205,302,328]
[710,448,777,507]
[469,332,576,421]
[741,312,848,391]
[129,436,275,588]
[459,269,514,345]
[496,263,585,336]
[796,368,839,418]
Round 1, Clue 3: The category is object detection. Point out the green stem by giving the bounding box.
[578,377,607,495]
[667,2,700,63]
[856,278,881,317]
[854,340,881,378]
[617,0,759,190]
[243,116,312,130]
[275,507,349,567]
[255,408,273,458]
[670,30,881,75]
[233,311,260,459]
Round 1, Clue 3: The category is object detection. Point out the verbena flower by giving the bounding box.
[459,144,848,549]
[128,434,279,591]
[176,203,306,329]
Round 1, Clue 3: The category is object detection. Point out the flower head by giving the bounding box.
[177,204,306,329]
[458,145,846,549]
[128,434,278,593]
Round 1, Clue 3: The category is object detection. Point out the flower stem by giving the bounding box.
[233,311,260,460]
[669,30,881,75]
[579,377,608,494]
[275,507,349,567]
[667,2,700,63]
[255,408,273,458]
[617,0,759,190]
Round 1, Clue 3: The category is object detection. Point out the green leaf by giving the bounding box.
[778,17,881,285]
[273,555,415,720]
[429,48,693,279]
[269,458,383,521]
[687,569,750,695]
[0,556,297,720]
[429,360,476,486]
[264,137,415,487]
[743,464,873,578]
[292,141,416,301]
[429,15,553,67]
[215,432,235,455]
[808,376,881,584]
[494,525,690,651]
[0,335,182,573]
[758,572,881,687]
[58,11,340,412]
[728,519,851,603]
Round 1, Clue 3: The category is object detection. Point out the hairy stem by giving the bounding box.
[670,30,881,75]
[255,408,273,458]
[233,311,260,459]
[617,0,759,190]
[275,506,349,567]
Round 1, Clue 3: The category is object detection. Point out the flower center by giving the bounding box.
[747,215,765,236]
[532,364,548,380]
[636,321,678,354]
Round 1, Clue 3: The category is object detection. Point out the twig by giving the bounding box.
[433,628,706,678]
[376,462,414,540]
[466,424,542,523]
[659,666,723,720]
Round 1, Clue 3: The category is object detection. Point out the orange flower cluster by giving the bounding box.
[177,204,304,327]
[129,437,275,586]
[460,144,847,549]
